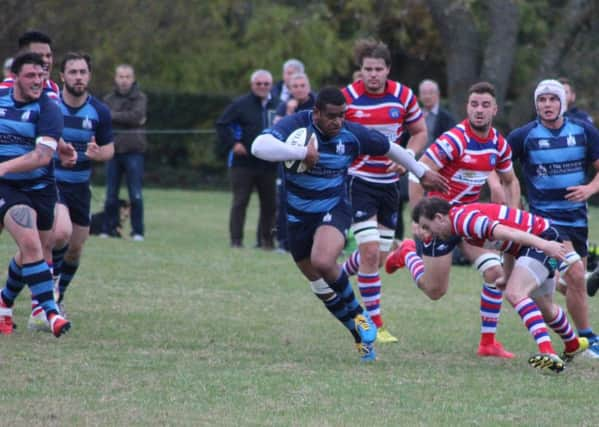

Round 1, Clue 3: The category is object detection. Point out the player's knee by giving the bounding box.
[560,252,584,286]
[473,253,502,280]
[18,235,43,259]
[310,255,335,276]
[427,288,446,301]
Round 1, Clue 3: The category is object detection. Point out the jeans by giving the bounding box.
[103,153,144,236]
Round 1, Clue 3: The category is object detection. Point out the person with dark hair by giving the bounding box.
[411,197,588,372]
[386,81,522,359]
[0,52,74,337]
[33,52,114,326]
[508,79,599,358]
[559,77,594,124]
[102,64,147,241]
[216,69,279,249]
[340,38,428,344]
[1,30,59,100]
[251,86,448,361]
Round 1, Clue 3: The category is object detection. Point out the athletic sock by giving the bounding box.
[405,251,425,284]
[330,270,362,318]
[547,306,579,352]
[513,297,555,354]
[22,260,58,317]
[58,260,79,303]
[1,258,25,306]
[357,272,382,328]
[52,245,69,277]
[342,250,360,276]
[480,284,502,345]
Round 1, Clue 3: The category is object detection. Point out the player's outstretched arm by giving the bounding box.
[491,224,567,261]
[386,143,448,192]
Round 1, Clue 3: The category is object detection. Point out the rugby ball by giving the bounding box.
[284,127,317,173]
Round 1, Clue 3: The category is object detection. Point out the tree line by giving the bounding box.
[1,0,597,132]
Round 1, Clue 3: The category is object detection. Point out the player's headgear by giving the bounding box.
[534,79,566,117]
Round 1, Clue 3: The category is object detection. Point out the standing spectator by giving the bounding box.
[216,70,278,249]
[271,59,305,104]
[418,79,457,148]
[508,79,599,358]
[3,57,13,79]
[559,77,594,124]
[102,64,147,241]
[273,72,316,252]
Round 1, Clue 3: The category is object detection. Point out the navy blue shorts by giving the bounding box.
[551,224,588,258]
[517,227,561,277]
[418,235,462,257]
[348,176,400,229]
[287,202,352,262]
[0,181,57,231]
[57,181,91,226]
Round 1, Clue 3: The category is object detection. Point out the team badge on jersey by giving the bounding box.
[82,116,93,130]
[323,212,332,223]
[21,110,31,121]
[488,154,496,166]
[389,108,400,119]
[567,134,576,146]
[0,108,6,117]
[336,141,345,155]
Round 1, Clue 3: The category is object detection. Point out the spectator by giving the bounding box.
[102,64,148,241]
[559,77,594,124]
[271,59,305,104]
[418,79,457,147]
[216,69,278,249]
[3,57,13,79]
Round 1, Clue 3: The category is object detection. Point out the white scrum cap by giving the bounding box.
[534,79,566,117]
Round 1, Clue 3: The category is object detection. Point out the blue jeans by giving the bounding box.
[103,153,144,236]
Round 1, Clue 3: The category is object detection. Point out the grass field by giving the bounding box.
[2,188,599,426]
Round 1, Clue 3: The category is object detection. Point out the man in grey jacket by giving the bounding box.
[102,64,148,240]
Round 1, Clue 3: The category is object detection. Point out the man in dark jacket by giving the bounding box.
[102,64,148,241]
[216,69,279,249]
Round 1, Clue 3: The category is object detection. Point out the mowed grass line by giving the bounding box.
[1,188,598,426]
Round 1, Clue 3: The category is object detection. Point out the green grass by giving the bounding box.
[1,188,599,426]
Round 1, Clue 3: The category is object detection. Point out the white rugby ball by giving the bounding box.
[284,127,317,173]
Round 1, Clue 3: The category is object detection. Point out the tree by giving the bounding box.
[426,0,519,119]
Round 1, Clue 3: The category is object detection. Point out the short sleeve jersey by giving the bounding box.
[508,118,599,228]
[56,95,113,183]
[426,119,513,204]
[342,80,422,184]
[0,88,63,190]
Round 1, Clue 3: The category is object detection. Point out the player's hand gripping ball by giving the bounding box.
[284,127,318,173]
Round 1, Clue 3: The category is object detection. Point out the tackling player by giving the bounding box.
[385,82,521,358]
[412,197,589,372]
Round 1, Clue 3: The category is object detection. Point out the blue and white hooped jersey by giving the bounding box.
[55,95,113,183]
[264,110,389,222]
[508,117,599,228]
[0,88,63,190]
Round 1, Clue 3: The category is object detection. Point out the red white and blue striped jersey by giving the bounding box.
[0,77,60,101]
[449,203,551,255]
[342,79,422,183]
[425,120,512,204]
